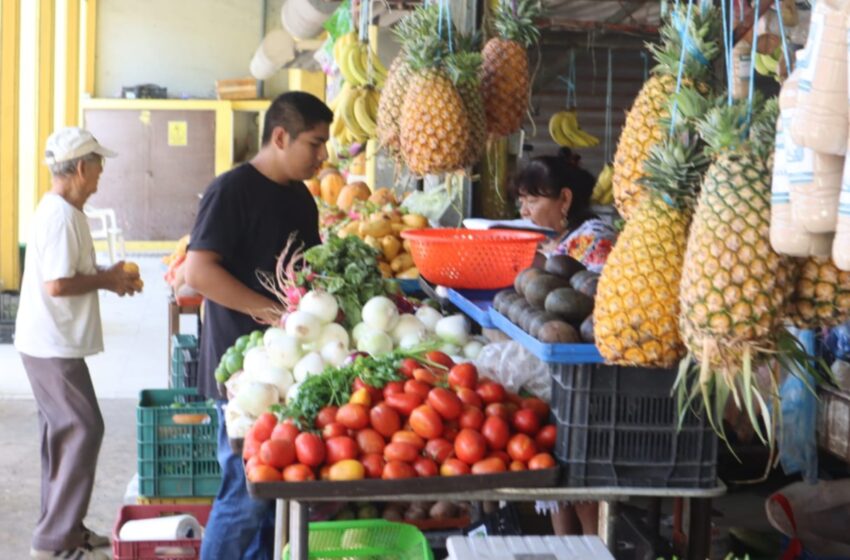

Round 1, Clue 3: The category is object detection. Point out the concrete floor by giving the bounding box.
[0,254,197,558]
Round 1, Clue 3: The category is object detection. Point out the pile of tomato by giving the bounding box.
[242,352,558,483]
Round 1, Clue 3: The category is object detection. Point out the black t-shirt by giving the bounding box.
[189,163,321,399]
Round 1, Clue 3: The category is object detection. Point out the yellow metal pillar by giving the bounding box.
[64,0,80,127]
[83,0,95,96]
[35,0,55,200]
[288,69,326,102]
[1,0,22,290]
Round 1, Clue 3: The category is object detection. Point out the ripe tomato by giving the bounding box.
[413,456,439,477]
[322,422,348,440]
[361,453,385,478]
[481,415,510,451]
[454,429,487,465]
[507,433,537,463]
[487,450,511,465]
[325,436,358,464]
[369,403,401,438]
[349,387,372,407]
[425,350,454,370]
[315,406,339,429]
[509,460,527,472]
[522,397,551,422]
[477,382,506,405]
[385,393,423,416]
[404,379,431,400]
[391,430,425,451]
[253,413,277,443]
[448,363,478,390]
[384,441,418,463]
[442,424,459,443]
[294,433,325,467]
[319,465,332,480]
[399,357,421,378]
[535,425,557,452]
[382,460,416,479]
[504,402,520,415]
[456,387,483,409]
[484,403,510,421]
[440,458,470,476]
[329,459,366,481]
[283,463,315,482]
[472,456,507,475]
[356,428,386,455]
[459,406,485,430]
[352,377,382,404]
[528,452,556,470]
[511,409,541,436]
[413,368,440,386]
[247,464,281,483]
[427,387,463,420]
[382,381,405,400]
[336,403,369,430]
[271,421,299,443]
[424,438,454,464]
[259,439,295,469]
[242,437,261,462]
[505,391,524,407]
[409,405,444,440]
[245,456,262,473]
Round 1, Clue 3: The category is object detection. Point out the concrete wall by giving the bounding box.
[95,0,264,99]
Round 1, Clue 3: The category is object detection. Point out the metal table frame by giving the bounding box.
[272,483,727,559]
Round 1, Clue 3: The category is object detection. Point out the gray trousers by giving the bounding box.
[20,353,104,551]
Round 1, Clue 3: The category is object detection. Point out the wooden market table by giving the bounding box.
[248,475,726,560]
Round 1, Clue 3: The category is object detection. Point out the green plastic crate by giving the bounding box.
[171,334,199,388]
[137,388,220,498]
[283,520,434,560]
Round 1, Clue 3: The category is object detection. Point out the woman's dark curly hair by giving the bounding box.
[511,147,597,229]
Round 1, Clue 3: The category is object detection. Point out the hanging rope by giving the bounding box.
[358,0,369,42]
[640,51,649,82]
[557,48,578,110]
[604,48,614,163]
[775,0,793,76]
[746,0,761,128]
[721,0,732,104]
[669,0,696,135]
[729,0,736,105]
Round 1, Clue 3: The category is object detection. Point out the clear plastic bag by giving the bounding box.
[474,341,551,402]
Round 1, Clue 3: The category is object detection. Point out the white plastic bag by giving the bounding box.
[766,479,850,557]
[474,341,551,402]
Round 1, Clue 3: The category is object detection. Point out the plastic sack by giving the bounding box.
[824,321,850,361]
[778,329,818,483]
[766,479,850,558]
[474,341,550,402]
[400,186,457,224]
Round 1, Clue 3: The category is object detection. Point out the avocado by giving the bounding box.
[544,288,595,323]
[570,270,601,298]
[544,254,586,281]
[579,315,595,343]
[493,290,521,314]
[518,306,539,333]
[506,298,531,324]
[514,267,545,299]
[537,320,581,343]
[528,311,560,338]
[524,273,571,309]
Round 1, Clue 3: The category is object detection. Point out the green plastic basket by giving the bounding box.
[283,520,434,560]
[170,334,199,389]
[137,388,221,498]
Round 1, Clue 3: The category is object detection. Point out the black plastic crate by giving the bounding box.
[171,334,199,389]
[0,291,19,344]
[552,362,717,488]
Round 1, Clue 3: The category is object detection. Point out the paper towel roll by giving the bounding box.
[119,515,203,542]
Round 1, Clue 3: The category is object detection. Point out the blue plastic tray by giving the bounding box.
[488,307,604,364]
[395,279,424,295]
[446,289,497,329]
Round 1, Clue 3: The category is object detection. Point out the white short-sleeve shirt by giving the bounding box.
[15,193,104,358]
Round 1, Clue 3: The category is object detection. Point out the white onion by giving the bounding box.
[415,306,443,332]
[463,340,485,360]
[362,296,400,332]
[351,322,373,346]
[321,340,350,366]
[285,310,322,342]
[264,329,302,369]
[234,381,279,418]
[318,322,350,349]
[398,331,426,350]
[294,352,325,383]
[439,342,461,357]
[298,290,339,324]
[357,330,394,356]
[435,314,470,346]
[391,314,427,343]
[286,381,302,403]
[242,347,271,380]
[253,364,295,398]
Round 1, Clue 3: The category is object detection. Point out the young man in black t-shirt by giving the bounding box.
[185,91,331,560]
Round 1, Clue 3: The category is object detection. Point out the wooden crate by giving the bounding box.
[215,78,257,100]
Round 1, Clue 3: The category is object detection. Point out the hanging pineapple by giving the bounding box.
[595,118,710,368]
[399,37,470,176]
[613,3,720,220]
[446,48,487,168]
[480,0,542,138]
[785,257,850,329]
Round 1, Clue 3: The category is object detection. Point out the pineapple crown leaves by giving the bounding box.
[491,0,543,47]
[696,102,753,156]
[404,35,451,73]
[649,3,721,82]
[638,129,710,209]
[393,4,456,52]
[748,97,780,160]
[445,51,483,86]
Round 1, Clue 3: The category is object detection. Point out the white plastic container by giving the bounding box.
[446,535,614,560]
[281,0,340,40]
[791,152,844,233]
[833,145,850,270]
[773,73,834,256]
[249,29,296,80]
[789,0,850,155]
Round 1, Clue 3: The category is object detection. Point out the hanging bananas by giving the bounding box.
[334,32,387,88]
[754,46,787,81]
[548,110,600,149]
[591,164,614,205]
[330,86,381,146]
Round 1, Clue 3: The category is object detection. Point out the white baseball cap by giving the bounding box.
[44,127,117,165]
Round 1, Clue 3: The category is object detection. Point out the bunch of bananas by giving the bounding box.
[334,32,387,88]
[591,164,614,205]
[330,82,381,146]
[549,110,600,149]
[754,47,788,81]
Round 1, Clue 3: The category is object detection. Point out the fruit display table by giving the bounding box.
[248,478,726,560]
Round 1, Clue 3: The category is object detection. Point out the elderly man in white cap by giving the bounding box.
[15,127,140,560]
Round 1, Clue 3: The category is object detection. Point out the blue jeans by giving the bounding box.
[200,401,274,560]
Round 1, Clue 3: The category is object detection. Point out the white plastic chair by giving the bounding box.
[84,205,126,263]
